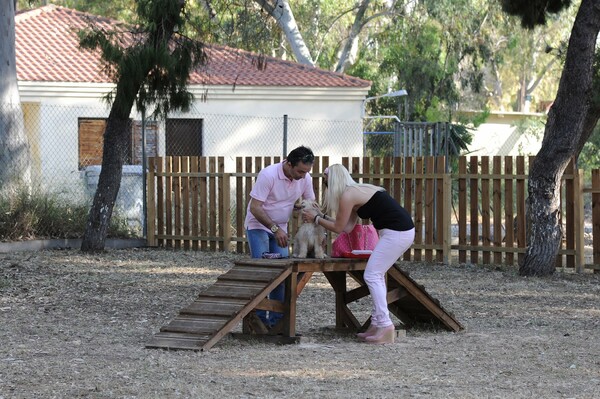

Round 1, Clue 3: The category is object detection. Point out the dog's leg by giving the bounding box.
[313,237,325,258]
[292,233,309,258]
[296,241,308,258]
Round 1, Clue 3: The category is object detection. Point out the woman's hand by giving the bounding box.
[302,209,318,223]
[311,202,323,216]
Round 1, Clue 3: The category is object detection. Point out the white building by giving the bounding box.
[15,5,371,190]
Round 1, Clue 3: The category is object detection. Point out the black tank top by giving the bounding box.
[357,190,414,231]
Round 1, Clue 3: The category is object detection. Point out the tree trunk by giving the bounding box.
[0,0,31,194]
[81,113,133,252]
[520,0,600,276]
[81,0,185,251]
[254,0,315,66]
[335,0,370,73]
[81,59,142,252]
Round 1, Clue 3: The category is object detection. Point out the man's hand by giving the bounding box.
[274,229,289,248]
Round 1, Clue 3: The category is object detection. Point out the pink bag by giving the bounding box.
[331,223,379,258]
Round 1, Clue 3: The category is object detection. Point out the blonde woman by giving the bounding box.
[303,164,415,344]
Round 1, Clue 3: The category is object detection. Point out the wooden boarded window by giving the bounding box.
[78,118,159,169]
[78,118,106,169]
[165,118,203,156]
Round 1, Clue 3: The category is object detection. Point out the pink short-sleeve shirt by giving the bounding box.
[244,162,315,233]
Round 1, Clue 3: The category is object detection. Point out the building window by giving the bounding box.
[165,118,203,156]
[78,118,158,169]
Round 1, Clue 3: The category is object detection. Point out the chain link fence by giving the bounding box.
[0,101,447,241]
[0,103,363,240]
[364,119,449,156]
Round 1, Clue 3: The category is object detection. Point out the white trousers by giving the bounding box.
[363,228,415,328]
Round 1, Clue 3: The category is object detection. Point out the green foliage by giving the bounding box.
[501,0,572,28]
[0,187,133,241]
[77,0,207,118]
[579,50,600,183]
[445,124,473,156]
[18,0,570,114]
[512,116,546,141]
[193,0,276,55]
[351,1,482,159]
[17,0,137,22]
[577,118,600,183]
[364,1,490,123]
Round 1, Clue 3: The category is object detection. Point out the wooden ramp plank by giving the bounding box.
[217,269,281,282]
[200,284,265,299]
[146,332,210,351]
[346,265,462,332]
[386,265,463,332]
[180,299,246,316]
[147,263,292,351]
[160,317,228,334]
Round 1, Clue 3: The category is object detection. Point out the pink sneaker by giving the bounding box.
[356,324,377,340]
[364,325,395,344]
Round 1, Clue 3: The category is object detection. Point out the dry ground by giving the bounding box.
[1,249,599,399]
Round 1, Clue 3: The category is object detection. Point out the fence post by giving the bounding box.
[221,173,232,252]
[146,157,156,247]
[574,168,585,273]
[593,169,600,272]
[443,173,452,264]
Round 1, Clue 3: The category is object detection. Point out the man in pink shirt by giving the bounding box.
[245,146,316,327]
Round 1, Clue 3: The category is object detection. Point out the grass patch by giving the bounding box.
[0,186,135,241]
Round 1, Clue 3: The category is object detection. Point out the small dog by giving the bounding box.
[292,199,327,259]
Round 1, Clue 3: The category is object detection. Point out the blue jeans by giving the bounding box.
[246,229,289,326]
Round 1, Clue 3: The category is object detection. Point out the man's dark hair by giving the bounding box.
[286,146,314,166]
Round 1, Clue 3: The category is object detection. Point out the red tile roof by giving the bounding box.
[15,5,370,88]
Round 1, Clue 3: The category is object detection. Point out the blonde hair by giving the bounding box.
[323,164,381,216]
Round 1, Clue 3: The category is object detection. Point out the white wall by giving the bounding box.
[461,111,546,157]
[19,81,368,187]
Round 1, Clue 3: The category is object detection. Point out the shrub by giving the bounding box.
[0,186,134,241]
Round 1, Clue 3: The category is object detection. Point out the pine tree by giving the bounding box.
[80,0,207,251]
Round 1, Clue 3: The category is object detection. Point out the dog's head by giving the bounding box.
[301,199,321,211]
[297,199,321,222]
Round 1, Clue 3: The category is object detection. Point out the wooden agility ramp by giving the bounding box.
[146,261,293,351]
[341,264,463,332]
[146,258,462,351]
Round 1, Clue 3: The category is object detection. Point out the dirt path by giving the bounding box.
[1,249,599,398]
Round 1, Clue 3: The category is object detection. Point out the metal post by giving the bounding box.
[429,124,434,156]
[283,114,288,158]
[141,109,147,238]
[444,122,450,173]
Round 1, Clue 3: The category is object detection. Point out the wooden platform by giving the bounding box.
[146,258,463,351]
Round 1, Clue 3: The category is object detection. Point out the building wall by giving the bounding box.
[18,81,368,189]
[462,111,546,157]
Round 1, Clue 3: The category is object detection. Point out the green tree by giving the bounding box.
[354,0,492,122]
[79,0,208,251]
[502,0,600,276]
[16,0,137,22]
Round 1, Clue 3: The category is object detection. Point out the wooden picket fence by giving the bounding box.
[146,155,600,271]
